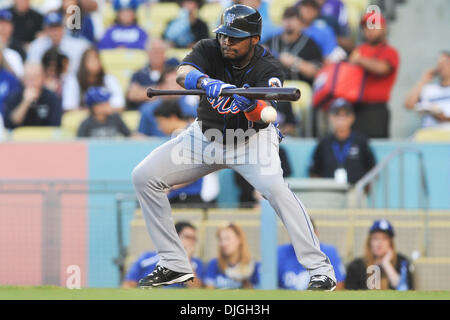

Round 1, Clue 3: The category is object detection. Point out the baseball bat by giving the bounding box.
[146,87,301,101]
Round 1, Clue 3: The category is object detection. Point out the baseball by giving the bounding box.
[260,106,277,123]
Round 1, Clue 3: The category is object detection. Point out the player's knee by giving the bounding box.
[131,164,156,191]
[260,181,289,201]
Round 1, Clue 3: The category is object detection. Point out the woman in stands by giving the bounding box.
[204,223,260,289]
[345,219,414,290]
[62,46,124,111]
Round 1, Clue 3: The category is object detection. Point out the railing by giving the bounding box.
[353,147,430,254]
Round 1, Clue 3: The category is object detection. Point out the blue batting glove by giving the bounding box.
[201,78,236,99]
[232,94,256,112]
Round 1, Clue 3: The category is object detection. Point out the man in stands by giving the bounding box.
[4,62,62,129]
[348,11,399,138]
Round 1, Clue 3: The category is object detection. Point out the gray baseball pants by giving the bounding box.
[132,120,336,282]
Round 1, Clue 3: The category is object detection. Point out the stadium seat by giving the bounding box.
[128,219,154,257]
[99,49,148,94]
[283,80,313,136]
[166,48,191,62]
[101,0,116,29]
[121,111,141,133]
[413,127,450,142]
[205,208,260,221]
[198,2,223,34]
[11,126,73,141]
[428,223,450,257]
[61,110,89,136]
[145,2,179,38]
[342,0,369,37]
[414,258,450,290]
[269,0,297,25]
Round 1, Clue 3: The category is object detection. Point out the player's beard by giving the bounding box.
[222,41,254,68]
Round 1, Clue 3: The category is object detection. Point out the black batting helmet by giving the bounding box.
[213,4,262,38]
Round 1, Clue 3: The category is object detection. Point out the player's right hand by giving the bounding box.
[200,78,236,99]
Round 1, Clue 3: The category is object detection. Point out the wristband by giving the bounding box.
[244,100,268,122]
[184,69,208,89]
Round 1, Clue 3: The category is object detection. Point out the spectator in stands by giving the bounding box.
[234,0,282,44]
[296,0,347,63]
[404,51,450,128]
[41,47,69,97]
[8,0,44,45]
[315,0,354,53]
[278,218,346,290]
[4,62,62,129]
[265,6,323,86]
[163,0,209,48]
[348,12,399,138]
[122,221,204,288]
[0,53,21,116]
[309,98,376,185]
[0,10,24,79]
[60,0,96,43]
[274,101,297,136]
[345,219,414,290]
[62,47,124,111]
[27,11,90,75]
[126,38,173,110]
[153,101,212,207]
[98,0,148,50]
[205,222,260,289]
[234,145,292,208]
[77,86,131,138]
[138,66,197,137]
[0,9,26,61]
[0,113,4,141]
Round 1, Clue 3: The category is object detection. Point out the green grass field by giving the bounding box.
[1,286,450,300]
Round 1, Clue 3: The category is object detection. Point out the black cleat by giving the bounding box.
[138,265,194,288]
[307,275,336,291]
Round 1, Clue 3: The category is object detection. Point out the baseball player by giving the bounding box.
[132,4,336,290]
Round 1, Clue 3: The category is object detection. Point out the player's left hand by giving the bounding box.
[232,94,256,112]
[201,78,236,98]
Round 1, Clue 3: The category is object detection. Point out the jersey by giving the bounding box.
[204,258,260,289]
[277,243,346,290]
[180,39,284,135]
[125,251,204,288]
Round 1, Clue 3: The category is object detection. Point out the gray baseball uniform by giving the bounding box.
[132,120,336,282]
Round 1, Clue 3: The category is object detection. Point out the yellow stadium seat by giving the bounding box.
[101,0,117,30]
[100,49,148,94]
[269,0,297,25]
[11,127,73,141]
[166,48,190,62]
[283,80,312,113]
[62,110,89,136]
[146,2,180,38]
[342,0,369,37]
[199,2,222,33]
[121,111,141,132]
[413,127,450,142]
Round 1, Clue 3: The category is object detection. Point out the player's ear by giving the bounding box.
[251,36,260,46]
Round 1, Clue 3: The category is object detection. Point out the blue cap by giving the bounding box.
[85,87,111,108]
[369,219,395,237]
[0,9,12,21]
[44,12,63,27]
[113,0,140,11]
[329,98,354,114]
[165,57,180,67]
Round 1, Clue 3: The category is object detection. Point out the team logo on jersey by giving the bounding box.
[207,96,240,114]
[268,77,282,88]
[225,13,236,26]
